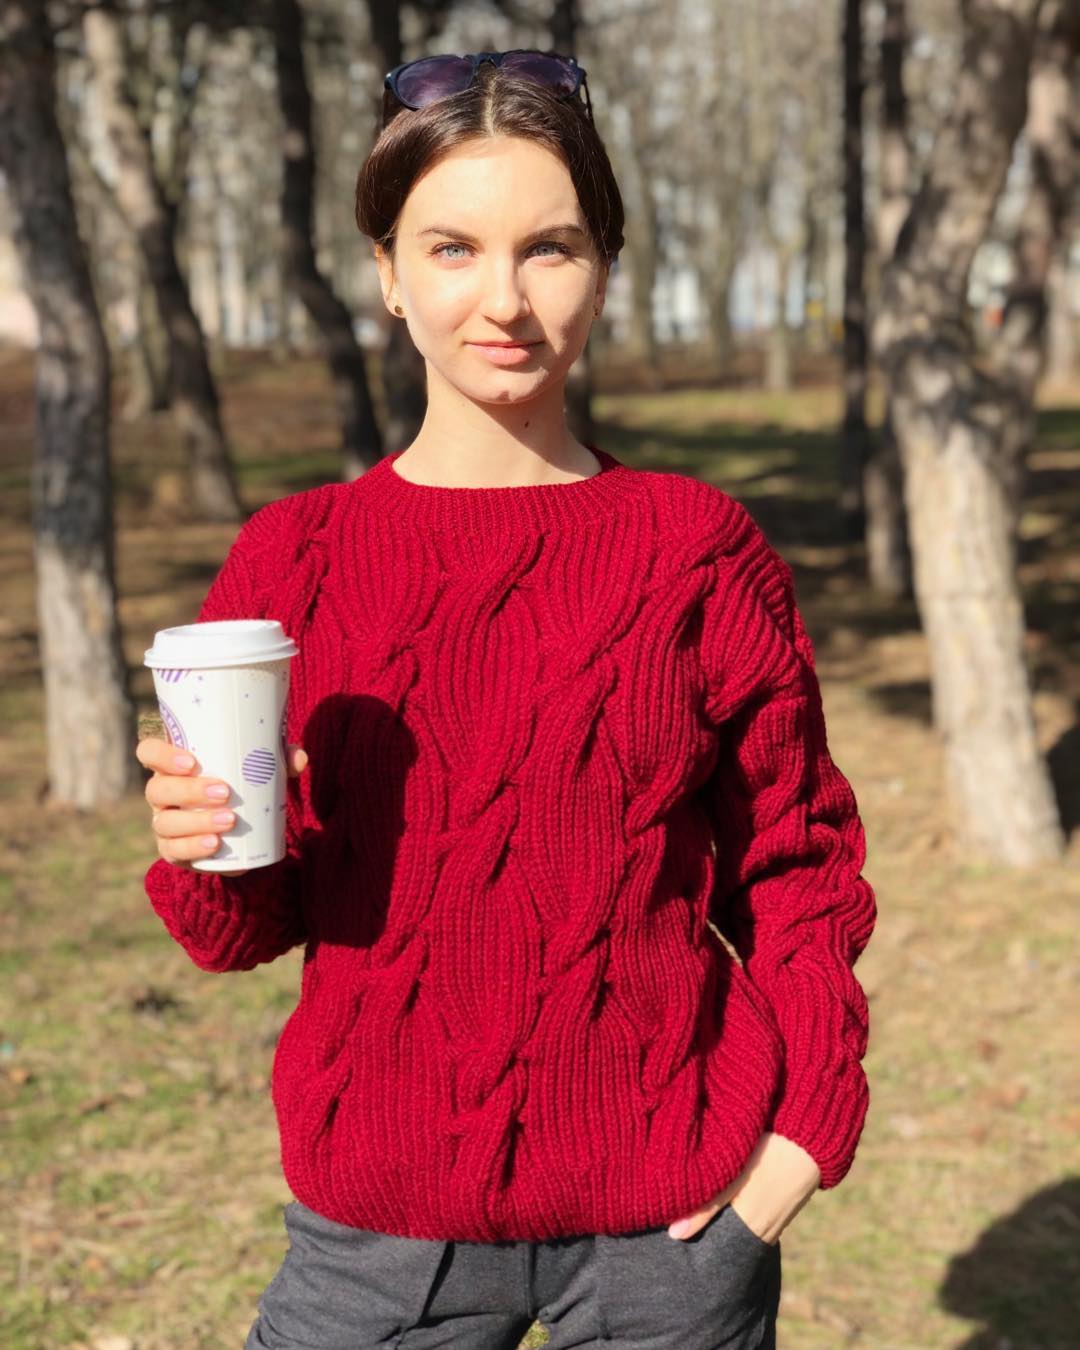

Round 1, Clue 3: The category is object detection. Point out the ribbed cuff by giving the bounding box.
[144,855,298,973]
[765,1009,870,1189]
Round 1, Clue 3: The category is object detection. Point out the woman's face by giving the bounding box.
[374,136,607,406]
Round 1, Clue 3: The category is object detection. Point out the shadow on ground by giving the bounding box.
[941,1176,1080,1349]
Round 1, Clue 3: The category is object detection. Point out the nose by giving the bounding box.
[479,255,532,325]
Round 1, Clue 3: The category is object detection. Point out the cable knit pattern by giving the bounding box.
[144,446,877,1240]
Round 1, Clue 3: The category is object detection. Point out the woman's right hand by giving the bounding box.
[136,736,309,876]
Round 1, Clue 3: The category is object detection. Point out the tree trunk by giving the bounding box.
[271,265,293,359]
[625,207,660,376]
[0,0,140,808]
[59,112,169,421]
[1044,241,1077,381]
[624,143,661,377]
[801,196,830,355]
[363,0,427,453]
[273,0,382,480]
[877,0,913,261]
[82,5,243,522]
[704,258,737,371]
[765,245,795,392]
[698,5,748,374]
[125,269,170,419]
[841,0,871,534]
[867,0,914,597]
[550,0,578,51]
[988,0,1080,438]
[874,0,1066,865]
[550,0,596,443]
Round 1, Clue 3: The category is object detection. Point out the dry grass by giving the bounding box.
[1,345,1078,1348]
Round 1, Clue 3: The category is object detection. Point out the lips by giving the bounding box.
[468,340,542,367]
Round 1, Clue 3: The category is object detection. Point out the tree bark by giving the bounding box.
[874,0,1067,865]
[867,0,914,598]
[125,267,171,419]
[273,0,382,480]
[801,188,830,355]
[764,242,797,392]
[623,93,661,381]
[82,3,243,522]
[61,110,170,420]
[0,0,140,808]
[363,0,427,453]
[841,0,871,533]
[694,4,748,375]
[1044,239,1078,380]
[551,0,596,444]
[704,254,737,371]
[877,0,914,261]
[988,0,1080,439]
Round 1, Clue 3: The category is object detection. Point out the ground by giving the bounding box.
[0,344,1077,1348]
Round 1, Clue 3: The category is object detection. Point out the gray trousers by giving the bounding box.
[244,1199,781,1349]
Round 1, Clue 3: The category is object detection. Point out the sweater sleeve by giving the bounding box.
[144,498,308,974]
[700,524,877,1190]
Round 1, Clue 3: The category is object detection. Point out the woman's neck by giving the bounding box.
[393,439,600,489]
[395,370,595,488]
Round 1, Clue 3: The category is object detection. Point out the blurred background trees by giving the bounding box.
[0,0,139,808]
[1,0,1077,865]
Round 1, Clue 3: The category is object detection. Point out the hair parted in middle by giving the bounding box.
[355,61,625,270]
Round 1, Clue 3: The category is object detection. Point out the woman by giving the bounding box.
[137,49,877,1349]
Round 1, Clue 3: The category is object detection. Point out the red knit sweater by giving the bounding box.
[144,446,877,1242]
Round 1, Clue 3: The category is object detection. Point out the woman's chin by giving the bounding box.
[453,373,555,407]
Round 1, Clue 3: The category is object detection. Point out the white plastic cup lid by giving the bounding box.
[144,619,298,670]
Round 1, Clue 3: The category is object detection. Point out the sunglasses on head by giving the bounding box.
[383,49,592,125]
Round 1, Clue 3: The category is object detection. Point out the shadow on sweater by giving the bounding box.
[295,691,419,951]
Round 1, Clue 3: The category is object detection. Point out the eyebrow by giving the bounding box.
[416,223,587,244]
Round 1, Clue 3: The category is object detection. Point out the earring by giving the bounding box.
[394,304,404,316]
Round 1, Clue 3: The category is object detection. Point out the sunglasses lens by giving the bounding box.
[500,52,579,95]
[395,55,474,107]
[389,51,585,118]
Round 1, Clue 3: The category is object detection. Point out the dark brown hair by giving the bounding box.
[355,63,624,268]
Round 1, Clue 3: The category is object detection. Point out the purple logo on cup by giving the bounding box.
[159,668,190,683]
[242,748,277,785]
[158,700,189,750]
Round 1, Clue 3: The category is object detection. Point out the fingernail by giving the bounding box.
[206,784,229,800]
[200,835,219,848]
[211,811,234,826]
[668,1221,691,1239]
[174,754,195,769]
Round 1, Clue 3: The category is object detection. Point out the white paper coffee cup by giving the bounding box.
[144,620,299,871]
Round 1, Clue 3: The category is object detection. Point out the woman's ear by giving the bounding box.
[373,245,399,316]
[593,262,610,316]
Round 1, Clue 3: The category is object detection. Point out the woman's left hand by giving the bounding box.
[666,1132,821,1244]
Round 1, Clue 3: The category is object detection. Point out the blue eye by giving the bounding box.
[430,240,572,260]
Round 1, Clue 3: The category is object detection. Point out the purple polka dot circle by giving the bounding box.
[242,748,277,785]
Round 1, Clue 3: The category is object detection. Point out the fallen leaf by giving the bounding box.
[77,1095,116,1116]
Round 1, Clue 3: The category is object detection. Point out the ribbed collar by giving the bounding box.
[350,444,643,531]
